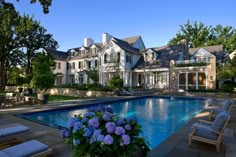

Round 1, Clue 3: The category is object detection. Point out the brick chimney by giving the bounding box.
[180,39,189,60]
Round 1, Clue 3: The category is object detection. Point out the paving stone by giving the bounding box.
[165,148,199,157]
[225,144,236,157]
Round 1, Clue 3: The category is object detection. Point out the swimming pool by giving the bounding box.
[18,96,207,149]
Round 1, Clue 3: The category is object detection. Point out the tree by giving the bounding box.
[0,2,19,89]
[30,51,55,94]
[168,20,212,48]
[1,0,52,13]
[108,76,123,90]
[0,2,58,89]
[87,69,99,83]
[217,55,236,80]
[15,14,58,75]
[207,25,236,53]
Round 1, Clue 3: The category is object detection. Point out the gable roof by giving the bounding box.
[192,48,214,58]
[112,37,140,54]
[134,44,185,69]
[189,45,224,61]
[45,48,68,61]
[122,36,140,45]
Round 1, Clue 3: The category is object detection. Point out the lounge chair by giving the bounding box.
[0,124,30,137]
[188,111,230,152]
[208,99,232,120]
[0,140,52,157]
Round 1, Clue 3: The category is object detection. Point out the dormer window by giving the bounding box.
[91,47,97,54]
[81,50,85,55]
[152,52,155,60]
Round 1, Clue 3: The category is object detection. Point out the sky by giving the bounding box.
[6,0,236,51]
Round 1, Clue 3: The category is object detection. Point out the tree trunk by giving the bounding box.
[0,61,6,90]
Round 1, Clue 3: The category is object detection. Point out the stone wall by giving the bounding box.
[49,88,114,97]
[5,86,113,98]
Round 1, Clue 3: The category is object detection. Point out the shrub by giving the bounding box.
[61,108,150,157]
[108,76,123,90]
[221,84,235,93]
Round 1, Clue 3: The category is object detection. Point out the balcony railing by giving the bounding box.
[175,60,210,67]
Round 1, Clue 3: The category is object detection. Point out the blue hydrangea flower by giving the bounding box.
[103,113,111,121]
[117,117,125,126]
[83,112,95,117]
[74,121,83,129]
[89,136,96,144]
[105,122,116,133]
[68,117,79,128]
[73,138,80,145]
[124,124,131,130]
[97,134,105,142]
[115,126,125,135]
[104,135,113,145]
[93,129,102,138]
[122,134,130,145]
[73,121,83,133]
[81,117,88,123]
[60,129,70,138]
[88,117,100,129]
[83,127,93,137]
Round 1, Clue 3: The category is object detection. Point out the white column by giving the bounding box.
[185,73,188,91]
[130,72,132,87]
[196,72,199,90]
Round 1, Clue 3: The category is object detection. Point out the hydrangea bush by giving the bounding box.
[61,107,150,157]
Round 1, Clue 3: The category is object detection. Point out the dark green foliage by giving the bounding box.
[220,84,235,93]
[87,69,99,83]
[1,0,52,14]
[175,62,208,67]
[30,52,55,93]
[168,20,236,53]
[108,76,123,90]
[0,2,57,89]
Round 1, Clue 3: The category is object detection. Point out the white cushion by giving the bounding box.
[2,140,48,157]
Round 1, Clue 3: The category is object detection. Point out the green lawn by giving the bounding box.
[48,95,80,101]
[24,94,80,101]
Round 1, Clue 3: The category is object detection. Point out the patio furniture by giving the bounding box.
[0,140,52,157]
[0,124,30,137]
[3,93,17,107]
[188,111,230,152]
[208,99,232,120]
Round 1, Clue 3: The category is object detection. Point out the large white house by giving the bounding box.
[46,33,225,91]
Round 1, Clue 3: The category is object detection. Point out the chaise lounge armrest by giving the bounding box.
[192,123,221,135]
[198,119,213,125]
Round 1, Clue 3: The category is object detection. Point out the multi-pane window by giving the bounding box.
[95,60,98,68]
[72,62,75,69]
[117,53,120,62]
[126,55,132,63]
[104,54,107,63]
[91,47,97,54]
[88,61,91,69]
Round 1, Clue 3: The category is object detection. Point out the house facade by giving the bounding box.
[47,33,225,91]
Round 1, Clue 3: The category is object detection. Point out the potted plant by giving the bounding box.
[60,107,150,157]
[30,52,55,104]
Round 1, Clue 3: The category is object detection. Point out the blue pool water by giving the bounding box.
[19,96,207,149]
